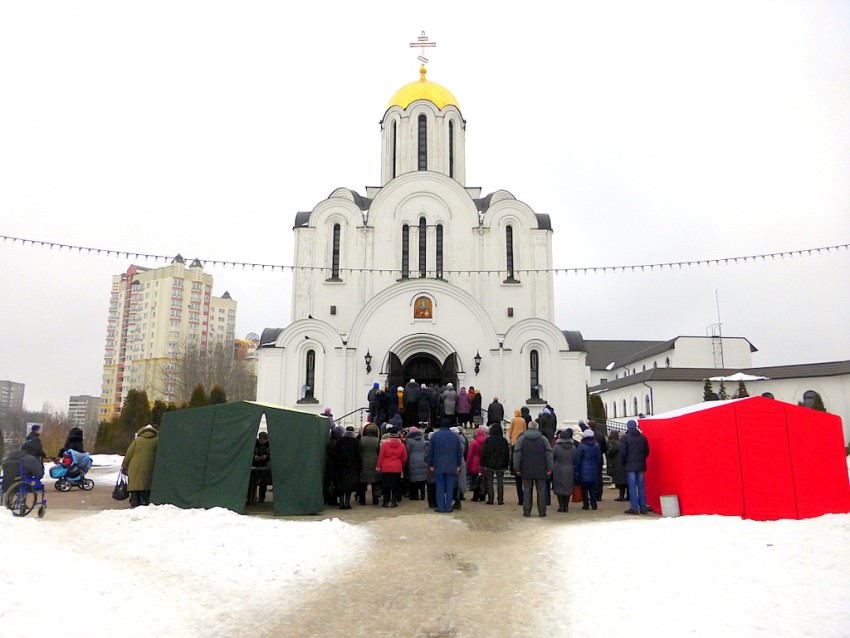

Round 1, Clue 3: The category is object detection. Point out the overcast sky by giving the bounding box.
[1,1,848,412]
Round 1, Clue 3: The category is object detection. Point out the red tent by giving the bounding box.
[641,396,850,520]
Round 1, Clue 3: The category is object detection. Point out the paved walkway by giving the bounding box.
[44,467,656,637]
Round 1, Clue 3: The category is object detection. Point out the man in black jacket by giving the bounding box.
[486,397,504,427]
[513,421,553,517]
[403,379,420,430]
[620,420,650,514]
[588,420,608,500]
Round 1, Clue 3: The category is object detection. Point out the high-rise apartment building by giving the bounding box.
[0,380,25,418]
[100,256,237,420]
[0,380,25,446]
[68,394,100,443]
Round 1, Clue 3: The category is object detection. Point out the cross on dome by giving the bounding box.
[409,30,436,65]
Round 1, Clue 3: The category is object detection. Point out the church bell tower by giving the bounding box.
[380,37,466,186]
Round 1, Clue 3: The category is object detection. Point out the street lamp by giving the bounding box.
[364,350,373,374]
[473,350,482,375]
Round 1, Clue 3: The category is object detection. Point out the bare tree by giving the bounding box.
[167,340,256,405]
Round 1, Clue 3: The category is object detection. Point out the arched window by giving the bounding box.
[803,390,824,410]
[529,350,541,401]
[448,120,454,178]
[436,224,444,278]
[612,402,617,418]
[642,364,646,372]
[419,217,427,278]
[328,223,341,281]
[504,225,518,283]
[633,397,638,415]
[401,224,409,279]
[622,399,627,417]
[418,115,427,171]
[645,395,651,415]
[391,121,397,179]
[298,349,317,404]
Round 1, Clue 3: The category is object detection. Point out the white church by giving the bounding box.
[257,47,850,439]
[257,60,589,426]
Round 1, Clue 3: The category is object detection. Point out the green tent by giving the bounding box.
[151,401,329,515]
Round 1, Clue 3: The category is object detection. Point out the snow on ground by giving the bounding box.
[2,457,371,636]
[2,455,849,637]
[545,514,850,637]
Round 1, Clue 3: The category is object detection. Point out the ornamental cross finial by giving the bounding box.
[409,30,436,65]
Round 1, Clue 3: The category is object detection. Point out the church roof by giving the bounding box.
[387,66,459,111]
[588,360,850,392]
[259,327,284,347]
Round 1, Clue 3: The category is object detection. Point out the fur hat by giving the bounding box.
[21,440,41,456]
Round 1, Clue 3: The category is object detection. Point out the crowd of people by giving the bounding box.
[2,387,651,520]
[321,381,652,518]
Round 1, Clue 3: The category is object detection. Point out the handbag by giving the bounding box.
[112,472,129,501]
[571,484,583,503]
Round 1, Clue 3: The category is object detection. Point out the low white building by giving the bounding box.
[586,336,850,442]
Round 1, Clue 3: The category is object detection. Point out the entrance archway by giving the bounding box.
[387,352,458,391]
[402,353,442,387]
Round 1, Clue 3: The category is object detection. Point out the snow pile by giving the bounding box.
[0,505,370,636]
[548,514,850,636]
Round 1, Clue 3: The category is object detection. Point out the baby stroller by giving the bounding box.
[49,449,95,492]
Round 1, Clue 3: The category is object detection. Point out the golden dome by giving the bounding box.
[386,65,459,111]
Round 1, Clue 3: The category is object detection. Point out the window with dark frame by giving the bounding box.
[298,349,317,404]
[329,223,341,281]
[419,217,427,278]
[392,121,397,179]
[530,349,540,401]
[418,115,427,170]
[448,120,454,178]
[436,224,444,278]
[401,224,409,279]
[505,225,518,283]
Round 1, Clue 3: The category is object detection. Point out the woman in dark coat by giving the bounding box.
[405,426,428,501]
[332,426,362,509]
[358,423,381,505]
[607,430,628,501]
[574,430,601,510]
[552,429,577,512]
[59,427,85,457]
[479,423,510,505]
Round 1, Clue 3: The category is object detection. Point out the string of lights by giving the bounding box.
[2,234,847,276]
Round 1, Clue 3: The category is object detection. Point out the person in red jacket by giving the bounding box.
[466,426,489,501]
[376,426,408,508]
